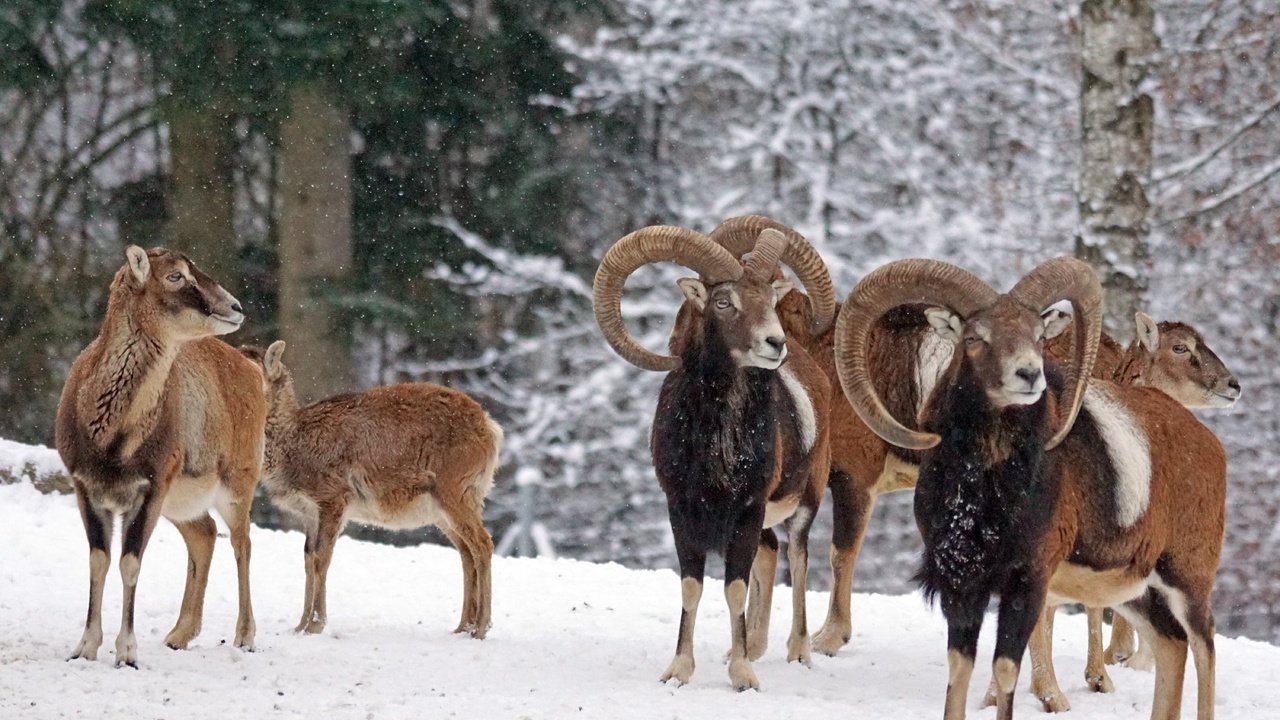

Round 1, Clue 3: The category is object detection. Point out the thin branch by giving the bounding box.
[1159,158,1280,225]
[1155,97,1280,185]
[33,114,159,232]
[925,3,1074,104]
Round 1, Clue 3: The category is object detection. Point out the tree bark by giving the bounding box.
[277,84,354,402]
[1076,0,1157,342]
[167,106,240,286]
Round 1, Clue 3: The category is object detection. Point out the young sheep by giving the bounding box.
[835,257,1225,720]
[56,246,264,667]
[592,225,833,690]
[244,341,500,638]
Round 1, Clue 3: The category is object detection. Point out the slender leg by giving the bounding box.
[1022,605,1071,712]
[785,506,816,665]
[303,503,344,634]
[164,513,217,649]
[446,508,494,638]
[745,529,778,661]
[1084,606,1116,692]
[217,484,257,648]
[1105,611,1138,664]
[987,572,1047,720]
[1125,632,1156,671]
[813,471,874,656]
[441,524,478,633]
[1183,604,1215,720]
[660,518,705,687]
[983,604,1058,709]
[941,594,986,720]
[70,488,112,662]
[724,513,764,691]
[1149,632,1189,720]
[295,524,318,633]
[472,529,494,638]
[1121,592,1188,720]
[115,486,166,668]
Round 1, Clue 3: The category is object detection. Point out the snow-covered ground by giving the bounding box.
[1,450,1277,719]
[0,438,64,479]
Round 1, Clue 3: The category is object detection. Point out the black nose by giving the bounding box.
[230,301,243,314]
[1228,377,1240,392]
[765,336,785,353]
[1015,366,1041,385]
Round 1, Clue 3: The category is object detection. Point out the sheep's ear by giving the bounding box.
[1041,305,1073,340]
[772,277,794,301]
[925,307,962,343]
[676,278,708,310]
[125,246,150,286]
[264,340,287,380]
[1135,311,1159,352]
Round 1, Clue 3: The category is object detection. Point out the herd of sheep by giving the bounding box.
[51,219,1238,720]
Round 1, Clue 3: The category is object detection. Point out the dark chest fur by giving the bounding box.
[651,354,784,551]
[58,393,180,502]
[913,363,1057,602]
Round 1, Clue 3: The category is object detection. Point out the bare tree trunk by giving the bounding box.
[1076,0,1158,342]
[167,106,239,285]
[277,84,354,402]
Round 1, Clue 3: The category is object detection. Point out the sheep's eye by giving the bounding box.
[964,336,983,347]
[167,272,184,283]
[1172,344,1188,354]
[714,297,732,310]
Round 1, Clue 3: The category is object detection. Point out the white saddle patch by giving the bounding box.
[779,365,817,453]
[1082,384,1152,528]
[916,333,955,419]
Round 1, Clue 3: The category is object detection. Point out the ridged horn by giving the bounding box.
[744,228,787,279]
[834,259,998,449]
[593,225,744,371]
[1007,256,1103,449]
[709,215,837,334]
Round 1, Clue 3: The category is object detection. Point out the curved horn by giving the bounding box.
[834,259,999,449]
[744,228,787,278]
[1007,256,1102,449]
[593,225,744,371]
[710,215,837,334]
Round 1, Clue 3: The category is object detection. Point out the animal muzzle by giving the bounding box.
[1208,376,1241,407]
[207,287,245,330]
[997,360,1045,406]
[743,321,788,369]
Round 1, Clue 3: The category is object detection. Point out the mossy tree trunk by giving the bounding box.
[277,84,354,402]
[167,105,240,287]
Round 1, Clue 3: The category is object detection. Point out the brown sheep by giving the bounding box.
[56,246,264,667]
[244,341,500,638]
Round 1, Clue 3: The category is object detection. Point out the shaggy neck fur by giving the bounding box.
[914,357,1053,604]
[262,373,301,485]
[78,285,180,454]
[1113,339,1153,386]
[652,320,780,550]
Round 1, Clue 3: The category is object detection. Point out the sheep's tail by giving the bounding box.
[462,414,503,513]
